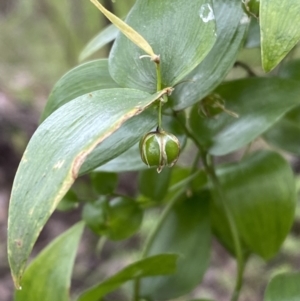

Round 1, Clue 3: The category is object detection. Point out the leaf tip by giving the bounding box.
[11,271,22,290]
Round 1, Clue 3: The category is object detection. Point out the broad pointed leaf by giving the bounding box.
[189,78,300,156]
[90,0,156,57]
[264,272,300,301]
[8,88,162,288]
[279,59,300,80]
[41,59,119,122]
[260,0,300,72]
[14,222,84,301]
[109,0,216,93]
[77,254,179,301]
[263,116,300,155]
[79,24,119,62]
[264,60,300,154]
[213,151,296,260]
[141,191,211,300]
[171,0,248,110]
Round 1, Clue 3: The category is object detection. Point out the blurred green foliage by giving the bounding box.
[0,0,134,104]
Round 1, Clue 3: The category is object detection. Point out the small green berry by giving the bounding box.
[139,129,180,173]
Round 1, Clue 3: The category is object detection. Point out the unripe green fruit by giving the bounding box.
[139,130,180,173]
[82,197,143,240]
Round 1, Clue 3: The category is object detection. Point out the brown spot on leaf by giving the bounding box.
[15,239,22,248]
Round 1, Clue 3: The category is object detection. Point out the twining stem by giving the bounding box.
[174,113,245,301]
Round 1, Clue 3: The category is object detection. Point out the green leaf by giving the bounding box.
[214,151,296,260]
[14,222,84,301]
[138,168,172,202]
[140,191,211,300]
[90,0,156,58]
[109,0,216,93]
[260,0,300,72]
[91,172,118,195]
[79,24,118,62]
[77,254,179,301]
[41,59,119,122]
[279,59,300,80]
[264,272,300,301]
[95,143,147,172]
[171,0,248,110]
[263,116,300,155]
[263,60,300,154]
[210,185,250,257]
[189,78,300,156]
[8,88,163,288]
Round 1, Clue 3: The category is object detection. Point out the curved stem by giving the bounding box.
[174,113,245,301]
[134,163,201,300]
[156,62,163,131]
[203,153,244,301]
[156,62,162,92]
[133,187,185,301]
[234,61,256,77]
[142,188,184,258]
[158,101,163,131]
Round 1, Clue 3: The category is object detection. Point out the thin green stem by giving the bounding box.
[204,154,244,301]
[156,62,163,131]
[168,170,201,193]
[234,61,256,77]
[142,188,184,258]
[133,187,185,301]
[174,113,245,301]
[158,101,163,131]
[156,62,162,92]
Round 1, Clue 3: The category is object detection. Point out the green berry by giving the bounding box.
[139,130,180,173]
